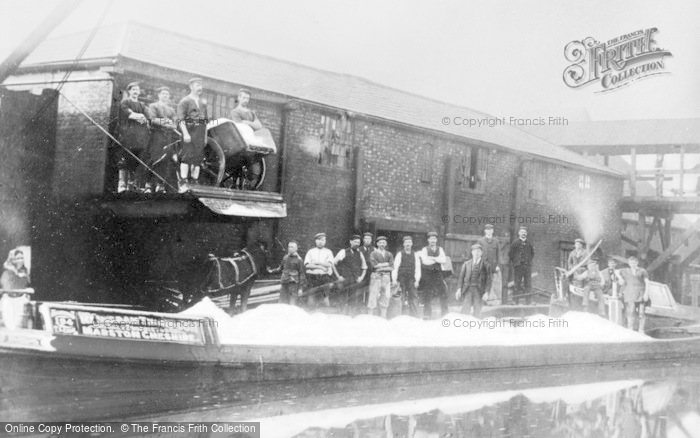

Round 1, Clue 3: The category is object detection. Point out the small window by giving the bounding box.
[524,161,547,202]
[459,146,487,192]
[579,174,591,189]
[319,113,353,169]
[420,145,433,183]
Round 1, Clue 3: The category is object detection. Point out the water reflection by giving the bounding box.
[134,362,700,438]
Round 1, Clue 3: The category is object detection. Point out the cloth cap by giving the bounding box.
[403,235,413,242]
[314,233,326,240]
[427,231,438,238]
[238,88,252,96]
[484,224,494,230]
[574,238,585,244]
[587,258,598,265]
[188,77,203,85]
[156,86,171,93]
[287,240,298,246]
[126,82,139,91]
[350,234,361,240]
[471,244,482,251]
[376,236,388,243]
[363,232,373,238]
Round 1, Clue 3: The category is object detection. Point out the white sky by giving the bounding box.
[1,0,698,122]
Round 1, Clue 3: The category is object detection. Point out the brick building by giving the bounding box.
[4,22,623,302]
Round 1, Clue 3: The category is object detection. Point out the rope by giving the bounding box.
[59,91,179,192]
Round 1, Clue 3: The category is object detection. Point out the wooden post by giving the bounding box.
[353,146,365,231]
[630,148,637,197]
[655,154,664,197]
[637,210,647,263]
[663,216,672,251]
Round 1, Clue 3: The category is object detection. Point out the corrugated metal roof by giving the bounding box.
[20,22,619,175]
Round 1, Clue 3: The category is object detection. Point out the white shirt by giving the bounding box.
[304,247,335,275]
[392,250,422,283]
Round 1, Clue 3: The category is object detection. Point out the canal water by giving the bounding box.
[4,359,697,437]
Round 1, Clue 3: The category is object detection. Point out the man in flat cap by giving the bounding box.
[176,78,208,190]
[418,231,449,318]
[509,226,535,305]
[568,238,589,288]
[357,232,374,310]
[230,88,262,131]
[147,86,178,193]
[477,223,503,305]
[392,235,421,317]
[456,244,491,318]
[368,235,394,318]
[574,258,606,317]
[334,234,368,313]
[117,82,151,193]
[304,232,340,306]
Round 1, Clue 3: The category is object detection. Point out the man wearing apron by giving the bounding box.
[176,78,208,191]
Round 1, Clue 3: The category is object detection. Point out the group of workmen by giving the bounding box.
[276,225,651,331]
[567,239,651,333]
[276,224,539,319]
[116,78,261,193]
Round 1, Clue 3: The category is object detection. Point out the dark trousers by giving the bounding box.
[397,272,420,317]
[306,273,333,306]
[279,282,298,305]
[513,265,532,304]
[461,285,483,318]
[421,271,448,318]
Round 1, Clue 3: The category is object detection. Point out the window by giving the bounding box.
[319,113,353,169]
[579,174,591,189]
[203,92,236,119]
[420,145,433,183]
[524,161,547,202]
[460,146,487,192]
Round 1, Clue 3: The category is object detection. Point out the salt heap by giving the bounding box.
[182,298,651,347]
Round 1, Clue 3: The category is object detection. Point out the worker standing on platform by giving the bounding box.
[368,236,394,318]
[278,241,305,306]
[304,233,339,307]
[419,231,449,318]
[334,234,367,313]
[455,244,491,318]
[575,258,606,317]
[616,256,650,333]
[357,232,374,312]
[568,238,589,287]
[392,235,421,317]
[117,82,151,193]
[147,86,178,193]
[177,78,208,191]
[509,226,535,305]
[230,88,262,131]
[477,224,502,305]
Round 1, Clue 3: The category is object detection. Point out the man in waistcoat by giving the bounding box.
[419,231,449,318]
[392,235,422,317]
[334,234,368,313]
[368,236,394,318]
[357,232,374,312]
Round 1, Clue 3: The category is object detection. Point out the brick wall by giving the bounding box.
[54,79,113,198]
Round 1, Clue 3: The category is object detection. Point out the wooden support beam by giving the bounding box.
[637,211,647,263]
[679,239,700,272]
[646,217,659,250]
[663,216,672,251]
[647,218,700,273]
[655,154,664,197]
[621,233,636,246]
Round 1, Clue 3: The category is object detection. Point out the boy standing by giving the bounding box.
[575,258,606,317]
[279,241,306,305]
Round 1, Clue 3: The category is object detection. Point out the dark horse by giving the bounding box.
[184,242,283,315]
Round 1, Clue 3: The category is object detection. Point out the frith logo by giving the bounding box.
[563,28,672,92]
